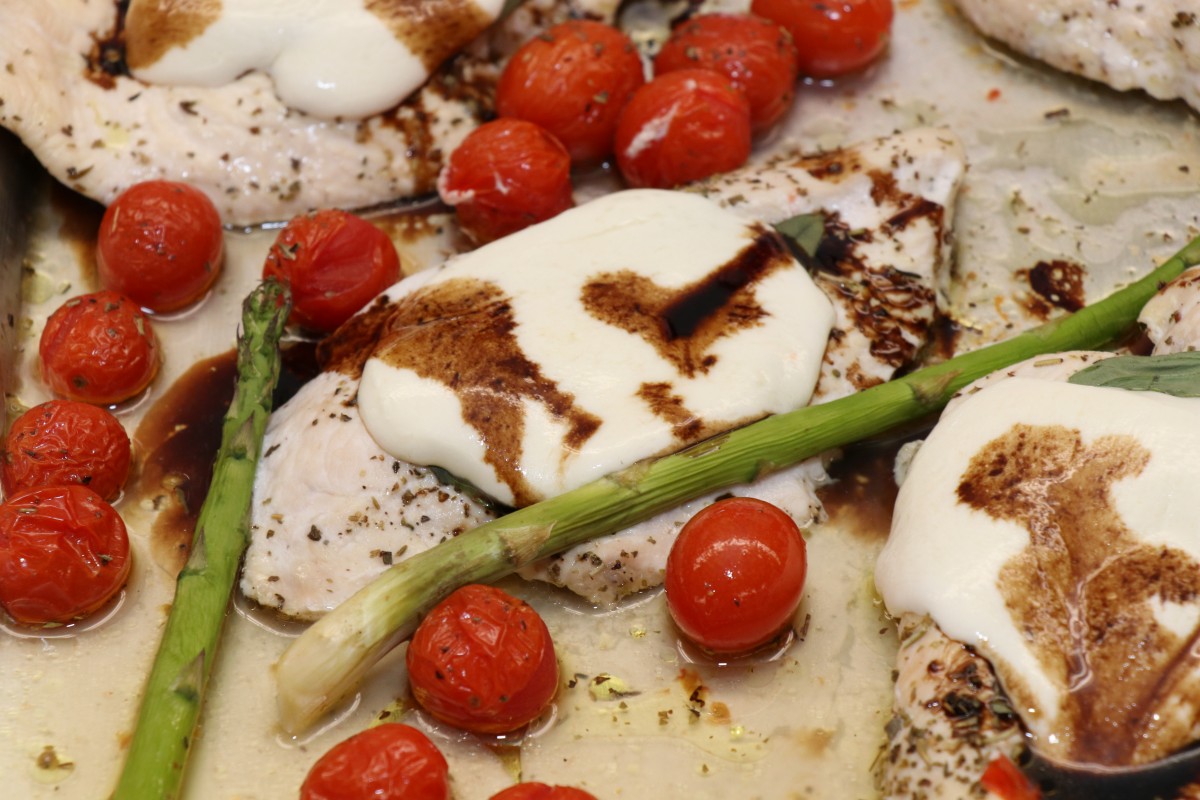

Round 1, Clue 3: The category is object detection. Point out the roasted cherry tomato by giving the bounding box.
[300,723,450,800]
[654,13,800,132]
[490,783,599,800]
[2,400,131,501]
[665,496,807,654]
[261,208,401,334]
[750,0,893,78]
[0,484,131,625]
[39,290,160,405]
[96,179,224,313]
[438,118,575,245]
[980,754,1042,800]
[614,69,752,189]
[407,583,559,734]
[496,20,646,164]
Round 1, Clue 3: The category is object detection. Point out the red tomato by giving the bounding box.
[0,485,131,625]
[407,584,559,734]
[490,783,598,800]
[614,69,752,189]
[496,20,646,164]
[654,13,800,132]
[299,724,450,800]
[96,180,224,313]
[980,754,1042,800]
[750,0,893,78]
[2,400,131,501]
[665,496,807,654]
[438,119,575,245]
[39,290,160,405]
[261,209,401,334]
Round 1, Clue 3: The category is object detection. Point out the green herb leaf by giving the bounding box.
[1068,350,1200,397]
[773,213,825,260]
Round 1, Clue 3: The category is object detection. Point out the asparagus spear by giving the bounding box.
[276,234,1200,735]
[113,280,290,800]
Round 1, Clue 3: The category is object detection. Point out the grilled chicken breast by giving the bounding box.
[242,128,967,619]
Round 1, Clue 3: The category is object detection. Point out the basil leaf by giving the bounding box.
[773,213,825,260]
[1068,350,1200,397]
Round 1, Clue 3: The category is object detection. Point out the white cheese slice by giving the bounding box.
[876,377,1200,761]
[125,0,505,119]
[357,189,835,506]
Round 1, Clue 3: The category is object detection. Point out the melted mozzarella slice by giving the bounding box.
[877,377,1200,765]
[125,0,505,119]
[357,189,835,507]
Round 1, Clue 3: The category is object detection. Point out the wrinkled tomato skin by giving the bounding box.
[39,290,160,406]
[654,13,800,132]
[0,485,131,625]
[261,209,401,334]
[439,118,575,245]
[2,400,132,501]
[665,496,807,655]
[490,783,599,800]
[299,724,450,800]
[96,180,224,313]
[496,20,646,165]
[614,69,752,189]
[407,584,559,734]
[750,0,893,78]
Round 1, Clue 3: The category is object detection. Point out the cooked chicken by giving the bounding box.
[952,0,1200,112]
[691,127,965,402]
[243,128,967,618]
[1139,265,1200,354]
[878,331,1200,798]
[0,0,615,225]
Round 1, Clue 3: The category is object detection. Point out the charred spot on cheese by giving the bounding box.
[357,190,835,506]
[877,377,1200,768]
[1016,259,1088,319]
[125,0,221,73]
[122,0,505,119]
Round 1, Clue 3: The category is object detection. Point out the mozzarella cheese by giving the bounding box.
[357,189,836,506]
[877,377,1200,764]
[125,0,505,119]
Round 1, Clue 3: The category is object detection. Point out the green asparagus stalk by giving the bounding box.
[276,234,1200,735]
[113,280,290,800]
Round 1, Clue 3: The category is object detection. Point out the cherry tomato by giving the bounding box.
[490,783,599,800]
[438,119,575,245]
[614,69,752,189]
[261,209,401,334]
[39,290,160,405]
[654,13,800,132]
[300,723,450,800]
[96,180,224,313]
[980,754,1042,800]
[496,20,646,165]
[407,583,559,734]
[750,0,893,78]
[0,485,131,625]
[2,400,131,501]
[665,496,807,654]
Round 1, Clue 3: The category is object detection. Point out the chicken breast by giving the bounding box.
[952,0,1200,112]
[243,128,967,618]
[0,0,615,225]
[878,328,1200,798]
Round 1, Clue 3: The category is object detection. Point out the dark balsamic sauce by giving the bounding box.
[129,342,319,575]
